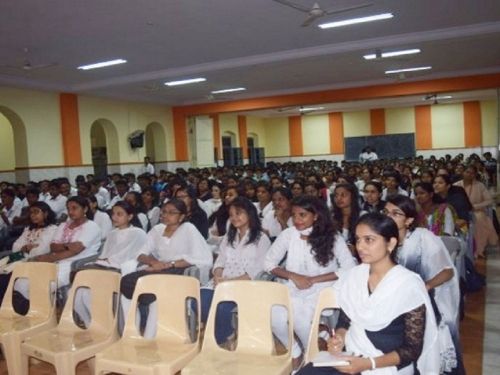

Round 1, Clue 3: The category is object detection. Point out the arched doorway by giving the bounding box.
[0,106,29,182]
[90,119,120,178]
[145,122,167,163]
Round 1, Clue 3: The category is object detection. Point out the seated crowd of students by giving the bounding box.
[0,151,497,374]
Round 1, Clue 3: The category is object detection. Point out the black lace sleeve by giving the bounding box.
[335,308,351,331]
[396,304,426,368]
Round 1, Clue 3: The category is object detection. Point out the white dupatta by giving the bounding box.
[335,264,440,375]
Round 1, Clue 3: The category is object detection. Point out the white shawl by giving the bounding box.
[335,264,440,375]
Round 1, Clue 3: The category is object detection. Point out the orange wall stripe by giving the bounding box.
[172,109,188,161]
[288,116,303,156]
[328,112,344,154]
[172,73,500,116]
[237,115,248,158]
[210,114,221,159]
[415,105,432,150]
[59,93,82,166]
[370,108,385,135]
[463,101,482,147]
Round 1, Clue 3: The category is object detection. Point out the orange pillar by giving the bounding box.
[415,105,432,150]
[172,109,188,161]
[370,108,385,135]
[329,112,344,154]
[288,116,303,157]
[463,101,482,147]
[59,93,82,166]
[210,114,221,159]
[237,115,248,159]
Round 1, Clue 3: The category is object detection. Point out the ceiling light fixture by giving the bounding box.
[211,87,246,94]
[77,59,127,70]
[363,48,421,60]
[318,12,393,29]
[385,66,432,74]
[300,106,324,111]
[164,77,206,86]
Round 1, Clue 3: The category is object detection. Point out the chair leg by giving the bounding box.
[2,336,23,375]
[20,352,30,375]
[86,357,96,375]
[53,355,76,375]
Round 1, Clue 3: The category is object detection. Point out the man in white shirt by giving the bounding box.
[359,146,378,163]
[0,188,23,250]
[45,180,68,220]
[144,156,155,175]
[38,180,51,202]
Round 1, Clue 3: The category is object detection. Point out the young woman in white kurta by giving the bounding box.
[200,197,271,344]
[73,200,148,326]
[119,198,212,337]
[88,195,113,240]
[264,196,356,364]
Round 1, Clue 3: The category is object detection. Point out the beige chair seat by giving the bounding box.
[0,262,57,375]
[185,351,291,374]
[20,269,121,375]
[95,274,201,375]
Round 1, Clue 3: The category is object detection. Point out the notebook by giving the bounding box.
[312,351,351,367]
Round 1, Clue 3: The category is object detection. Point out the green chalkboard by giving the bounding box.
[344,133,416,161]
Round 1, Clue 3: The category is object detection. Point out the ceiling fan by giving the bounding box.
[0,48,57,72]
[272,0,373,27]
[276,105,325,115]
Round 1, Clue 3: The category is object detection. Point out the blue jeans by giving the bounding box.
[200,288,236,345]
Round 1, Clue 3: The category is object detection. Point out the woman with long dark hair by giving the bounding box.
[414,182,455,236]
[384,195,461,373]
[265,196,356,369]
[200,197,271,345]
[332,183,361,247]
[174,186,209,239]
[297,213,439,375]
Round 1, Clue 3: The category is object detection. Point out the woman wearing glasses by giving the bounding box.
[120,198,212,337]
[384,195,461,374]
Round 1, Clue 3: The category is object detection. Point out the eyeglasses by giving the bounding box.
[382,208,406,218]
[162,210,181,215]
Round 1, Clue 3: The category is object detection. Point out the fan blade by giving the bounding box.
[301,13,322,27]
[325,2,373,15]
[272,0,310,13]
[26,62,58,70]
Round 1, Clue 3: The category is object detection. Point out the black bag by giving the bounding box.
[464,256,486,292]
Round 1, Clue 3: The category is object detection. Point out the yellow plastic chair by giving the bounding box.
[0,262,57,375]
[304,287,339,364]
[94,274,201,375]
[20,269,121,375]
[183,280,293,375]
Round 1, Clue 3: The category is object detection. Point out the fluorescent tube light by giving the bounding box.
[363,48,421,60]
[164,78,206,86]
[300,107,324,112]
[211,87,246,94]
[385,66,432,74]
[319,13,393,29]
[77,59,127,70]
[422,95,453,101]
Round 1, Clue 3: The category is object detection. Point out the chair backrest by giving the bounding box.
[439,236,461,262]
[204,280,292,356]
[59,269,120,333]
[304,288,339,364]
[123,274,200,342]
[0,262,57,318]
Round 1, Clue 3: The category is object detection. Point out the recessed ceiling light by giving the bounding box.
[300,107,325,111]
[385,66,432,74]
[318,13,393,29]
[164,78,206,86]
[363,48,421,60]
[77,59,127,70]
[211,87,246,94]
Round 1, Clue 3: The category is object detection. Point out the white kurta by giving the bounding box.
[12,225,58,258]
[204,230,271,288]
[147,206,160,228]
[138,222,212,268]
[93,210,113,240]
[94,226,147,269]
[261,210,293,238]
[264,226,357,357]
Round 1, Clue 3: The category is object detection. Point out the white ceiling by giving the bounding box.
[0,0,499,107]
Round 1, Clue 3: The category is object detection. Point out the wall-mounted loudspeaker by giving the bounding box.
[128,130,145,149]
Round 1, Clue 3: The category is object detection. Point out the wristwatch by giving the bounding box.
[170,261,176,269]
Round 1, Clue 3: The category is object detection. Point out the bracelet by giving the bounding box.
[368,357,376,370]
